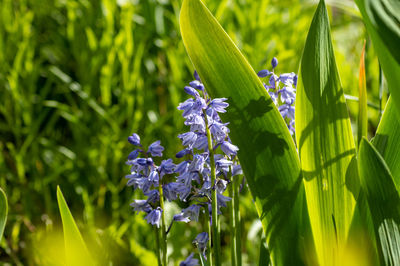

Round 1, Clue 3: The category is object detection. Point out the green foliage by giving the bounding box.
[355,0,400,116]
[0,0,380,264]
[0,188,7,242]
[57,186,94,265]
[358,138,400,265]
[296,1,358,263]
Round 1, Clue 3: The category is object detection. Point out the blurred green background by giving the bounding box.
[0,0,385,264]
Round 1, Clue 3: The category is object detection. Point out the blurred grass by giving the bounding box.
[0,0,382,264]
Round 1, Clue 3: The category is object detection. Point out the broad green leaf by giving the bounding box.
[355,0,400,116]
[180,0,315,264]
[295,0,358,264]
[357,41,368,147]
[372,97,400,184]
[0,188,7,242]
[57,186,94,266]
[358,138,400,265]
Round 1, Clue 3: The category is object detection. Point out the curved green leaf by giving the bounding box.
[0,188,8,242]
[358,138,400,265]
[180,0,315,264]
[373,97,400,184]
[295,0,358,264]
[57,186,94,266]
[355,0,400,116]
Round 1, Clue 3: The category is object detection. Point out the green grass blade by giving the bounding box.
[372,97,400,184]
[295,0,358,264]
[358,42,368,147]
[355,0,400,116]
[57,186,94,266]
[358,138,400,265]
[180,0,315,265]
[0,188,8,242]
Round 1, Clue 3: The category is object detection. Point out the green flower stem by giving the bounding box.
[203,109,221,266]
[234,175,242,266]
[205,208,213,265]
[228,172,237,266]
[155,226,162,266]
[158,182,167,265]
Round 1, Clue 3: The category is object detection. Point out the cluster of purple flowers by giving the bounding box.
[257,57,297,135]
[125,71,243,265]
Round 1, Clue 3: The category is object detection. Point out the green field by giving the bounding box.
[0,0,385,265]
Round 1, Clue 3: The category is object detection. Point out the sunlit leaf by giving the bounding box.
[180,0,315,264]
[372,97,400,185]
[57,186,94,266]
[0,188,7,242]
[358,138,400,265]
[295,0,358,264]
[355,0,400,116]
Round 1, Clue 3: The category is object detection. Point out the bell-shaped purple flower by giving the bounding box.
[220,141,239,156]
[130,199,152,214]
[148,140,164,157]
[128,133,141,146]
[257,69,271,78]
[184,86,200,97]
[179,132,198,148]
[180,253,199,266]
[145,207,162,228]
[193,232,209,259]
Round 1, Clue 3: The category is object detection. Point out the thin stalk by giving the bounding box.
[205,208,212,265]
[228,173,237,266]
[158,182,167,265]
[234,175,242,266]
[155,226,162,266]
[203,109,221,266]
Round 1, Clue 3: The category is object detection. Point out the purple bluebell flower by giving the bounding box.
[148,140,164,157]
[145,207,162,228]
[220,141,239,156]
[271,57,278,69]
[176,182,192,202]
[208,98,229,113]
[174,204,201,223]
[175,160,190,174]
[163,182,180,201]
[145,189,160,204]
[130,199,152,214]
[217,193,231,214]
[128,149,140,160]
[128,133,141,146]
[184,86,200,97]
[180,253,199,266]
[257,57,297,135]
[178,98,195,117]
[176,149,191,158]
[193,232,209,259]
[179,132,198,148]
[232,164,243,176]
[194,70,201,82]
[159,159,175,177]
[193,134,208,150]
[188,154,205,173]
[148,170,159,187]
[215,158,233,174]
[184,114,206,133]
[216,178,228,193]
[257,69,271,78]
[210,121,229,142]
